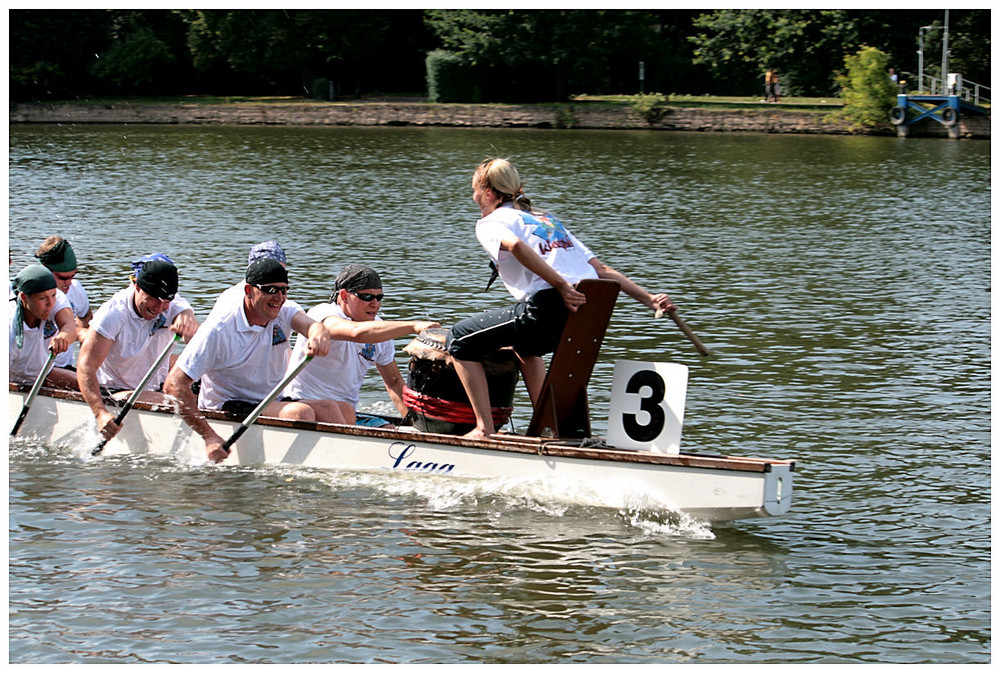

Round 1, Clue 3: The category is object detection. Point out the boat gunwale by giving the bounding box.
[10,383,794,474]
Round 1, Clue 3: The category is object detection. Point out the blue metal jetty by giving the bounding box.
[892,94,990,138]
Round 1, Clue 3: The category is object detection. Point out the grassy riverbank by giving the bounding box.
[31,93,845,112]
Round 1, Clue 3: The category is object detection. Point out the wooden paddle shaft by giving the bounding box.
[668,308,709,357]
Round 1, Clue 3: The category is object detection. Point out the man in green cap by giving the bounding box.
[35,236,92,369]
[8,264,78,389]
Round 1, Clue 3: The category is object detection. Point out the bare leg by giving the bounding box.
[517,354,547,405]
[46,367,80,390]
[265,400,317,423]
[306,399,353,425]
[452,358,494,439]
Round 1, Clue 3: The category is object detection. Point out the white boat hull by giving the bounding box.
[9,386,794,522]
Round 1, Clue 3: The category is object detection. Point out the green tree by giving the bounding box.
[831,46,897,131]
[424,9,664,101]
[182,10,405,95]
[10,10,113,99]
[690,9,860,96]
[90,11,177,89]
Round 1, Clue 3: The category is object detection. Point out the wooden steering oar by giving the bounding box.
[657,307,710,357]
[220,355,313,455]
[11,350,58,436]
[92,333,181,456]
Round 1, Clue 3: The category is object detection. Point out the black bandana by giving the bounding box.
[332,264,382,301]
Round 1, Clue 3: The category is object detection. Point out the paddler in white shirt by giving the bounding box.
[34,236,92,370]
[164,257,331,463]
[8,264,78,389]
[77,256,199,442]
[283,264,439,427]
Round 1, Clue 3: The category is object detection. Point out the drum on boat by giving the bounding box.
[402,328,519,435]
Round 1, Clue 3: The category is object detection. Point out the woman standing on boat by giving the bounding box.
[447,157,676,439]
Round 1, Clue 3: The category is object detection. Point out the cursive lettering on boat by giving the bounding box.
[387,442,455,474]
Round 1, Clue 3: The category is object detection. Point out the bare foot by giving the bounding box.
[462,427,492,440]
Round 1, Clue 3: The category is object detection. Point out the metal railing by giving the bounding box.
[910,73,991,106]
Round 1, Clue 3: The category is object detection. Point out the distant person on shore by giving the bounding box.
[164,257,331,463]
[765,69,780,103]
[283,264,440,427]
[35,236,92,370]
[77,256,199,442]
[8,264,78,389]
[446,157,676,439]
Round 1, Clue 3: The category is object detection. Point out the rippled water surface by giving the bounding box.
[8,125,990,663]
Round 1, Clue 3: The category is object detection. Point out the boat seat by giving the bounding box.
[526,278,620,439]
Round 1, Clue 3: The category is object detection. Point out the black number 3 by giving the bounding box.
[623,370,666,442]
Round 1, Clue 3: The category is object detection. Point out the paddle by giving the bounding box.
[657,307,710,357]
[11,350,58,436]
[91,333,181,456]
[220,355,312,455]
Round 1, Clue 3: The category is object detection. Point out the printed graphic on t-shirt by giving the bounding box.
[272,324,287,345]
[43,320,58,339]
[360,343,376,362]
[148,313,167,336]
[525,212,575,255]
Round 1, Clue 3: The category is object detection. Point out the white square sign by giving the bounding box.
[607,360,688,454]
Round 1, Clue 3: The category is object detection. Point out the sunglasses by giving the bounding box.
[350,290,384,302]
[252,283,289,295]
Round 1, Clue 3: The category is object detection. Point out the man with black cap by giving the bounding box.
[77,255,199,441]
[206,240,301,321]
[35,236,92,369]
[284,264,439,426]
[8,264,78,389]
[165,257,331,463]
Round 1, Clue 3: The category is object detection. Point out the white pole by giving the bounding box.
[942,10,950,93]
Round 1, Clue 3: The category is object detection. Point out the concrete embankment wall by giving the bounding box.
[9,101,990,139]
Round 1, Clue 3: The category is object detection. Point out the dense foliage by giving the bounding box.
[9,9,990,102]
[830,47,899,130]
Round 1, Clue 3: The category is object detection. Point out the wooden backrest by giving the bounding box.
[526,278,620,438]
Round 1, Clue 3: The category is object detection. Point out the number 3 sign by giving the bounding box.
[607,361,688,454]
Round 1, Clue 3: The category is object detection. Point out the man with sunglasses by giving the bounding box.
[77,256,199,441]
[165,257,331,463]
[206,240,301,320]
[34,236,92,370]
[283,264,439,427]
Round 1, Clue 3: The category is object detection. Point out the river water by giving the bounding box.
[7,124,990,663]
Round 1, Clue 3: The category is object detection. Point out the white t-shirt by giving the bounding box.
[89,285,193,391]
[176,296,301,410]
[476,205,598,302]
[284,303,395,407]
[54,279,91,368]
[8,290,73,385]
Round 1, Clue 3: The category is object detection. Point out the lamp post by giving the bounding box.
[918,25,932,93]
[941,10,950,94]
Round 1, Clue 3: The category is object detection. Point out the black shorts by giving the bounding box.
[221,396,297,419]
[447,288,569,362]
